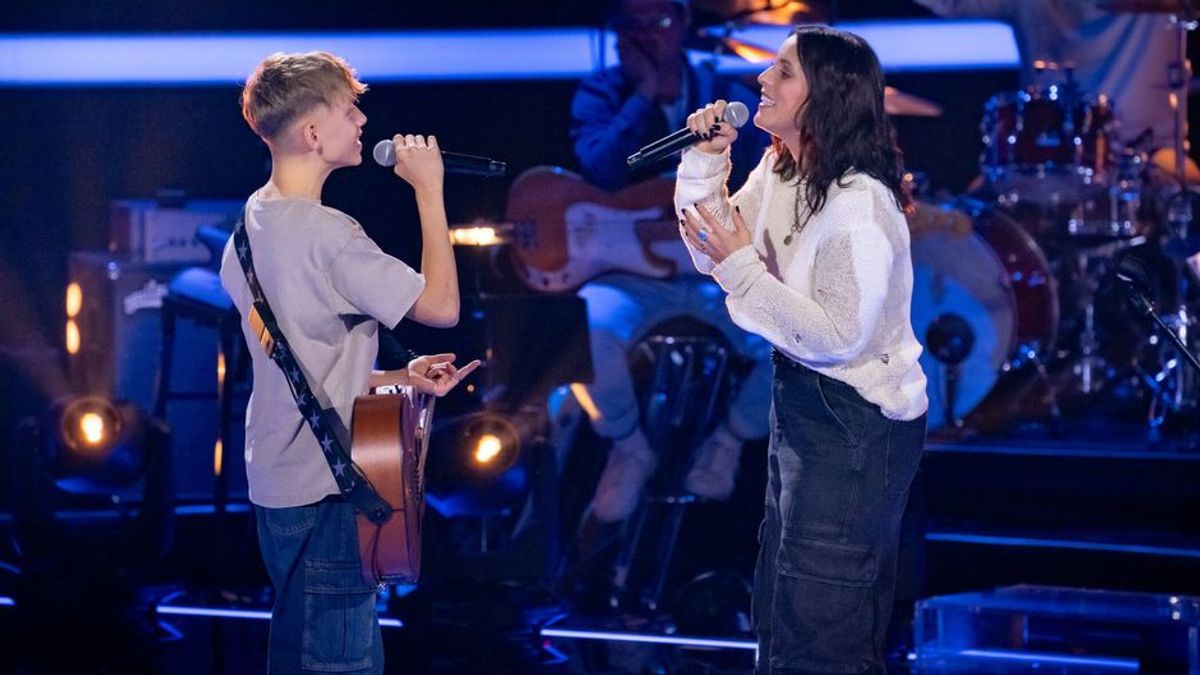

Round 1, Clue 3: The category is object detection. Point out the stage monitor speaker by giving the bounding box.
[65,252,246,502]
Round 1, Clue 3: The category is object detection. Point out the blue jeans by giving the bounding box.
[255,497,383,674]
[754,353,926,674]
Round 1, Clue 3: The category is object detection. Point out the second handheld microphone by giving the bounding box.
[626,101,750,170]
[373,139,506,177]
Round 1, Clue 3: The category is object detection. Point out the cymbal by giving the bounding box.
[884,86,943,117]
[692,0,828,25]
[1097,0,1195,13]
[743,1,825,25]
[715,35,776,62]
[1150,148,1200,183]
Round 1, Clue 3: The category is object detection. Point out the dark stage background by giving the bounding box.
[3,3,1200,673]
[0,1,1025,435]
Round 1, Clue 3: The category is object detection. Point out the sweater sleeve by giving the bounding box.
[710,184,895,367]
[673,146,770,274]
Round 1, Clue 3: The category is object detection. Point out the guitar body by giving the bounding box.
[351,389,435,585]
[505,166,682,292]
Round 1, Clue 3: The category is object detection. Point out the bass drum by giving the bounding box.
[911,200,1059,430]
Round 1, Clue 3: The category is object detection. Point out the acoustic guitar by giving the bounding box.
[350,387,435,585]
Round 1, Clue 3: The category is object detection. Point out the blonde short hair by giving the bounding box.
[240,51,367,140]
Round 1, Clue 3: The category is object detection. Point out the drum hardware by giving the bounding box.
[924,313,975,428]
[1147,4,1200,428]
[1115,254,1200,428]
[1061,244,1137,395]
[1163,189,1200,258]
[1013,340,1063,423]
[1074,292,1103,394]
[1143,309,1199,430]
[1065,148,1147,239]
[915,4,1200,434]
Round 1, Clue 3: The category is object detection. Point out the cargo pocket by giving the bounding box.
[302,560,378,673]
[768,536,878,671]
[815,375,865,447]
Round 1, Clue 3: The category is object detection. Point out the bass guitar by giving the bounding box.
[504,166,681,292]
[496,166,969,293]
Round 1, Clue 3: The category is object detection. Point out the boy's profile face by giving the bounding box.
[302,91,368,169]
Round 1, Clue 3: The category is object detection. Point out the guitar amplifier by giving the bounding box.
[109,198,242,264]
[66,252,246,501]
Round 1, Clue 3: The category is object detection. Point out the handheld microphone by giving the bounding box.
[372,139,506,177]
[626,101,751,170]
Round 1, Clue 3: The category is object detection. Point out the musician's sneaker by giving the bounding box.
[685,424,742,502]
[591,429,657,523]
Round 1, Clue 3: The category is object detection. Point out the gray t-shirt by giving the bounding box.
[219,190,425,508]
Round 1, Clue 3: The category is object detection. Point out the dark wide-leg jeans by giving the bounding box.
[754,353,926,674]
[255,497,384,674]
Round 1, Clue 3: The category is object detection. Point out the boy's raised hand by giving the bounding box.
[391,134,444,193]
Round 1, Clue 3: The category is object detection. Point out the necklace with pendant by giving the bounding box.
[783,192,806,246]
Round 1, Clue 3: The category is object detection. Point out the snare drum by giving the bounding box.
[911,200,1059,429]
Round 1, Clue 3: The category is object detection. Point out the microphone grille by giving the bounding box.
[372,139,395,167]
[724,101,750,129]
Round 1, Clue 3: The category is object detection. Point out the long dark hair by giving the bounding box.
[770,25,912,219]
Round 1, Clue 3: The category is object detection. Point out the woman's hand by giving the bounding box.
[681,202,752,264]
[406,353,481,398]
[685,100,739,155]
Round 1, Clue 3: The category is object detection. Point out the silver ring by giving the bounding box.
[698,228,709,242]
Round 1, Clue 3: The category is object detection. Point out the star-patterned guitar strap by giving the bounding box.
[232,210,392,525]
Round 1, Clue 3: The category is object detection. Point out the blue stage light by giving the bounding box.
[0,21,1017,86]
[540,626,758,650]
[156,603,403,627]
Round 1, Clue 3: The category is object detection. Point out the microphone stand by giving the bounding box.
[1122,286,1200,374]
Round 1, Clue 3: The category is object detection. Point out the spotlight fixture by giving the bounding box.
[448,223,512,247]
[59,396,122,454]
[425,411,529,517]
[48,396,151,493]
[461,413,521,475]
[473,433,504,465]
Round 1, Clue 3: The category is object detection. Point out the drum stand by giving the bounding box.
[1139,7,1200,427]
[925,314,975,429]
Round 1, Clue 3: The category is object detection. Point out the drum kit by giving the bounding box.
[452,1,1200,436]
[910,0,1200,434]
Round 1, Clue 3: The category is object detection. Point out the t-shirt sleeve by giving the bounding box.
[326,230,426,330]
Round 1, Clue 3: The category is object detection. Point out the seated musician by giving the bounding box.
[569,0,772,521]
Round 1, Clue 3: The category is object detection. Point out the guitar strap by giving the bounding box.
[232,209,392,525]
